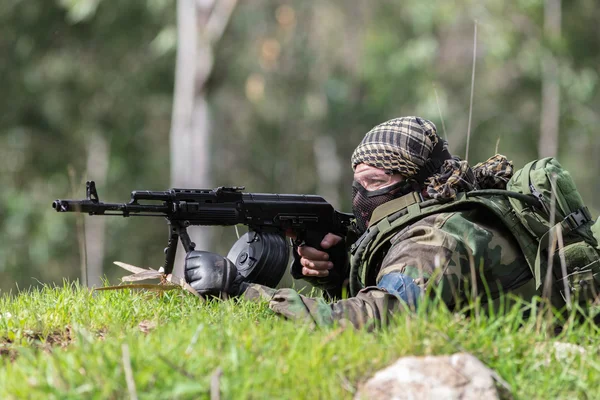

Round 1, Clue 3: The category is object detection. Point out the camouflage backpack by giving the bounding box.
[350,157,600,311]
[506,157,600,309]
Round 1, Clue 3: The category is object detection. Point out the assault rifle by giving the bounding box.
[52,181,353,280]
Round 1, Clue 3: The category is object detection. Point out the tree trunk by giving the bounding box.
[538,0,561,158]
[84,134,110,287]
[170,0,237,277]
[313,135,342,208]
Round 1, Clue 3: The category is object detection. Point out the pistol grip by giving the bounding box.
[303,230,345,285]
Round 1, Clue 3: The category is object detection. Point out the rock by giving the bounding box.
[355,353,506,400]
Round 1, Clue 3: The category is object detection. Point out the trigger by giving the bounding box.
[293,233,307,247]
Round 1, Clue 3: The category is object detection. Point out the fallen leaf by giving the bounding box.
[95,284,179,291]
[138,320,157,334]
[113,261,156,274]
[167,274,205,301]
[121,270,165,282]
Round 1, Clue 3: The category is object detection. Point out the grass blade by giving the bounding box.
[465,20,478,162]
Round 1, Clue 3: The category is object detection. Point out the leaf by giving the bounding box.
[95,284,179,292]
[98,262,205,301]
[113,261,156,274]
[166,274,205,301]
[121,270,165,282]
[138,320,157,334]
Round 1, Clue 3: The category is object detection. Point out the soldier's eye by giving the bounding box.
[364,180,387,190]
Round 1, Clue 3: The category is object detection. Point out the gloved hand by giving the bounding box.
[184,251,247,297]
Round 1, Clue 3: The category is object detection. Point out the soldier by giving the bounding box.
[185,116,537,329]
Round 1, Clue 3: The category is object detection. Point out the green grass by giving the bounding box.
[1,282,599,399]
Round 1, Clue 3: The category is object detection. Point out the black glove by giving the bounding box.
[289,237,349,299]
[184,251,247,297]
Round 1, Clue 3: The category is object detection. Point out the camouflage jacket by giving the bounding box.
[243,207,535,329]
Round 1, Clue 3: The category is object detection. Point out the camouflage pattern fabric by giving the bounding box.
[472,154,514,190]
[374,208,533,308]
[424,158,477,199]
[425,154,514,200]
[243,207,535,329]
[243,284,413,331]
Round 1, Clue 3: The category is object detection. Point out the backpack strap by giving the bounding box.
[533,206,593,289]
[369,192,423,227]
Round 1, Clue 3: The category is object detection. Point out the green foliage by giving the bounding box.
[1,1,600,290]
[0,1,176,291]
[1,284,599,398]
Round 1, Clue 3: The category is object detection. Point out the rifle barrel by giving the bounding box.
[52,199,169,215]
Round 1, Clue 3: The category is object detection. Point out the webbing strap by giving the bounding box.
[375,218,391,235]
[370,192,422,227]
[561,207,592,231]
[520,160,537,197]
[533,207,593,289]
[407,203,421,220]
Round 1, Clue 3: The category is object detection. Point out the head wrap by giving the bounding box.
[351,116,442,177]
[424,154,514,199]
[351,116,515,200]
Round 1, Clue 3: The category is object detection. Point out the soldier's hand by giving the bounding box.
[297,233,343,278]
[184,251,246,297]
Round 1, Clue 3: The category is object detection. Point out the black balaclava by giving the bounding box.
[351,179,415,234]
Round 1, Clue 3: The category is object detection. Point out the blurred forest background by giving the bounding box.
[1,0,599,293]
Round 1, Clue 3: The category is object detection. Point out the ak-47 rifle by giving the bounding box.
[53,181,353,284]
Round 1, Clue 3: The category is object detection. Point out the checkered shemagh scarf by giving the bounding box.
[351,117,514,199]
[351,116,440,177]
